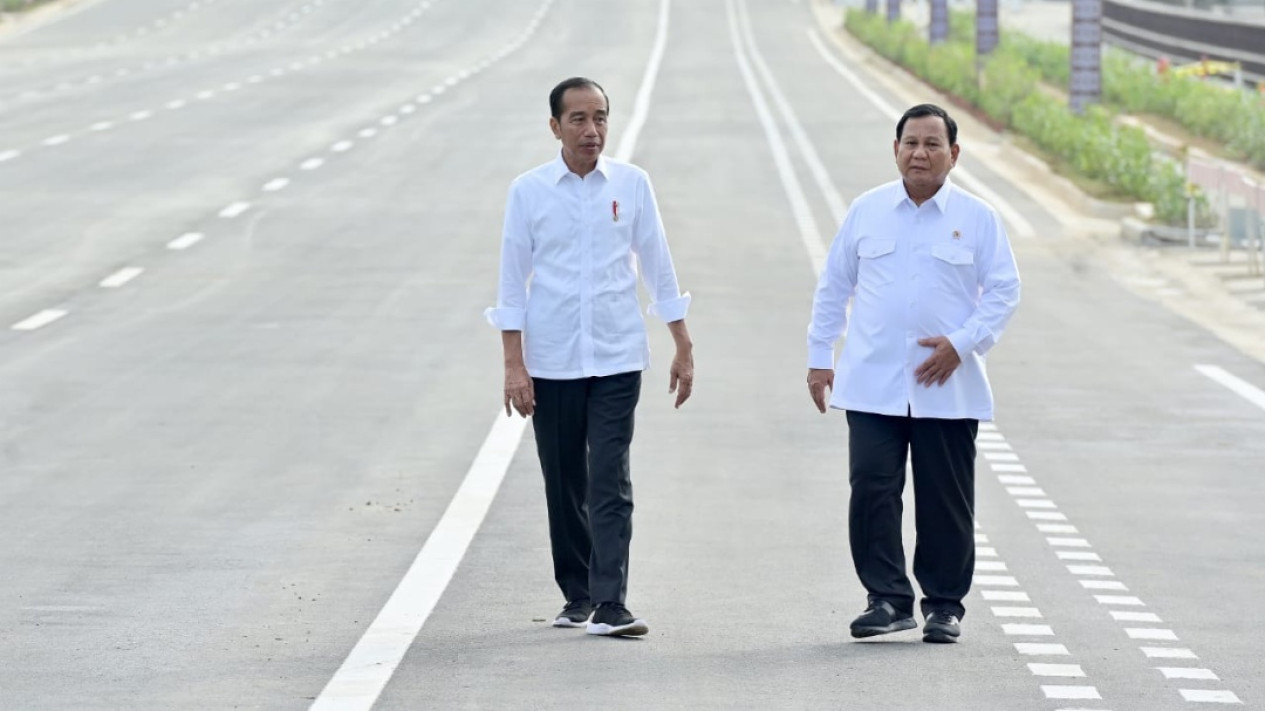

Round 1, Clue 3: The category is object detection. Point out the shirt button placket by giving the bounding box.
[579,181,595,373]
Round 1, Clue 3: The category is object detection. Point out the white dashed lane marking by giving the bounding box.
[167,232,204,250]
[219,202,251,218]
[984,424,1245,706]
[99,267,144,288]
[11,309,68,331]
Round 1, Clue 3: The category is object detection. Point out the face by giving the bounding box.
[894,115,960,194]
[550,86,608,166]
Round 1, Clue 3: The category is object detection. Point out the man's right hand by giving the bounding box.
[807,368,834,414]
[504,363,535,417]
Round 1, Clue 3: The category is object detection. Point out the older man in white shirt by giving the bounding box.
[486,77,694,638]
[807,104,1021,644]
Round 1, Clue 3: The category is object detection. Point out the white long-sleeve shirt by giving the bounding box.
[485,153,691,380]
[808,178,1021,420]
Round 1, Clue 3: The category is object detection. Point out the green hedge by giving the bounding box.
[976,11,1265,170]
[2,0,54,11]
[845,9,1197,224]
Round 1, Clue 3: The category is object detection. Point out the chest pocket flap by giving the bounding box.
[858,239,897,259]
[931,244,975,266]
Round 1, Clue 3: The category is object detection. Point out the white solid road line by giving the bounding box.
[805,30,1037,241]
[309,2,647,709]
[1194,364,1265,412]
[726,0,825,273]
[736,0,848,224]
[613,0,668,163]
[12,309,68,331]
[99,267,144,288]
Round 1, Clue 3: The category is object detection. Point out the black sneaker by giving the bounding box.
[586,603,649,637]
[923,610,962,643]
[850,600,917,638]
[552,600,593,628]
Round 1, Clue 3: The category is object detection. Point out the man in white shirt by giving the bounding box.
[486,77,694,638]
[806,104,1021,644]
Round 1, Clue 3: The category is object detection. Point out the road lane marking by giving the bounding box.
[1095,595,1143,606]
[0,150,19,162]
[1126,628,1178,641]
[1038,524,1078,533]
[1111,611,1161,623]
[1195,365,1265,412]
[1142,647,1197,659]
[735,0,847,222]
[993,607,1042,618]
[805,29,1037,241]
[998,474,1035,485]
[1003,624,1054,636]
[332,141,354,152]
[43,135,70,146]
[1080,579,1128,591]
[1158,667,1217,680]
[263,178,291,192]
[1030,664,1085,677]
[301,158,325,170]
[219,202,251,218]
[1016,643,1069,655]
[976,560,1007,571]
[12,309,68,331]
[1056,551,1102,561]
[1042,686,1101,700]
[992,463,1028,472]
[99,267,144,288]
[1179,689,1241,704]
[976,575,1019,586]
[726,0,825,272]
[981,590,1029,602]
[1048,537,1091,547]
[168,232,204,250]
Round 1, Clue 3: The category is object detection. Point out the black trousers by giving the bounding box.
[846,410,978,619]
[531,371,641,606]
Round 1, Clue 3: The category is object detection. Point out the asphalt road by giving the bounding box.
[1,0,1262,709]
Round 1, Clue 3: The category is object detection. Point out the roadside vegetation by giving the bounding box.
[844,9,1255,225]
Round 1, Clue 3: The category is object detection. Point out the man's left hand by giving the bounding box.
[669,348,693,409]
[915,336,962,387]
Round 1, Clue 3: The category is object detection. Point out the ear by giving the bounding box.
[950,143,961,166]
[549,117,562,140]
[892,139,900,160]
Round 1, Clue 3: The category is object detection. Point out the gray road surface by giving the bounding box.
[0,0,1261,709]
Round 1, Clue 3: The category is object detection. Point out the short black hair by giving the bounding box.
[896,103,958,145]
[549,77,609,120]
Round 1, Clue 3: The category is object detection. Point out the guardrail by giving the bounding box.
[1103,0,1265,84]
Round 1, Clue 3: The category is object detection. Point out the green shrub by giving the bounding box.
[845,7,1202,225]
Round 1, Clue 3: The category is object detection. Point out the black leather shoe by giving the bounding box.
[923,610,962,643]
[850,600,917,638]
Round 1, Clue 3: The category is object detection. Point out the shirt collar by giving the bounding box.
[896,177,954,212]
[550,151,611,183]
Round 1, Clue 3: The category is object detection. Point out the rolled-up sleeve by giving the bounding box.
[807,209,859,369]
[632,172,691,323]
[947,208,1021,359]
[484,181,532,331]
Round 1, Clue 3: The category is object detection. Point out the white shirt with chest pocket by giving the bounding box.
[486,153,691,380]
[808,179,1021,420]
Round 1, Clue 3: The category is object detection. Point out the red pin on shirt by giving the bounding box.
[612,200,620,223]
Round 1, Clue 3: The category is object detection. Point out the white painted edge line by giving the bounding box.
[992,606,1042,618]
[1126,628,1178,641]
[975,575,1019,586]
[1195,365,1265,412]
[0,149,20,162]
[308,414,528,711]
[1110,611,1161,623]
[735,0,847,223]
[1080,579,1128,591]
[998,474,1035,485]
[167,232,203,250]
[99,267,144,288]
[1003,623,1054,636]
[1038,524,1078,534]
[614,0,668,164]
[725,0,824,273]
[12,309,68,331]
[981,590,1029,602]
[804,29,1036,241]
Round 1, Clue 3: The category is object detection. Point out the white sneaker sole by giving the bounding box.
[552,616,589,628]
[586,619,649,637]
